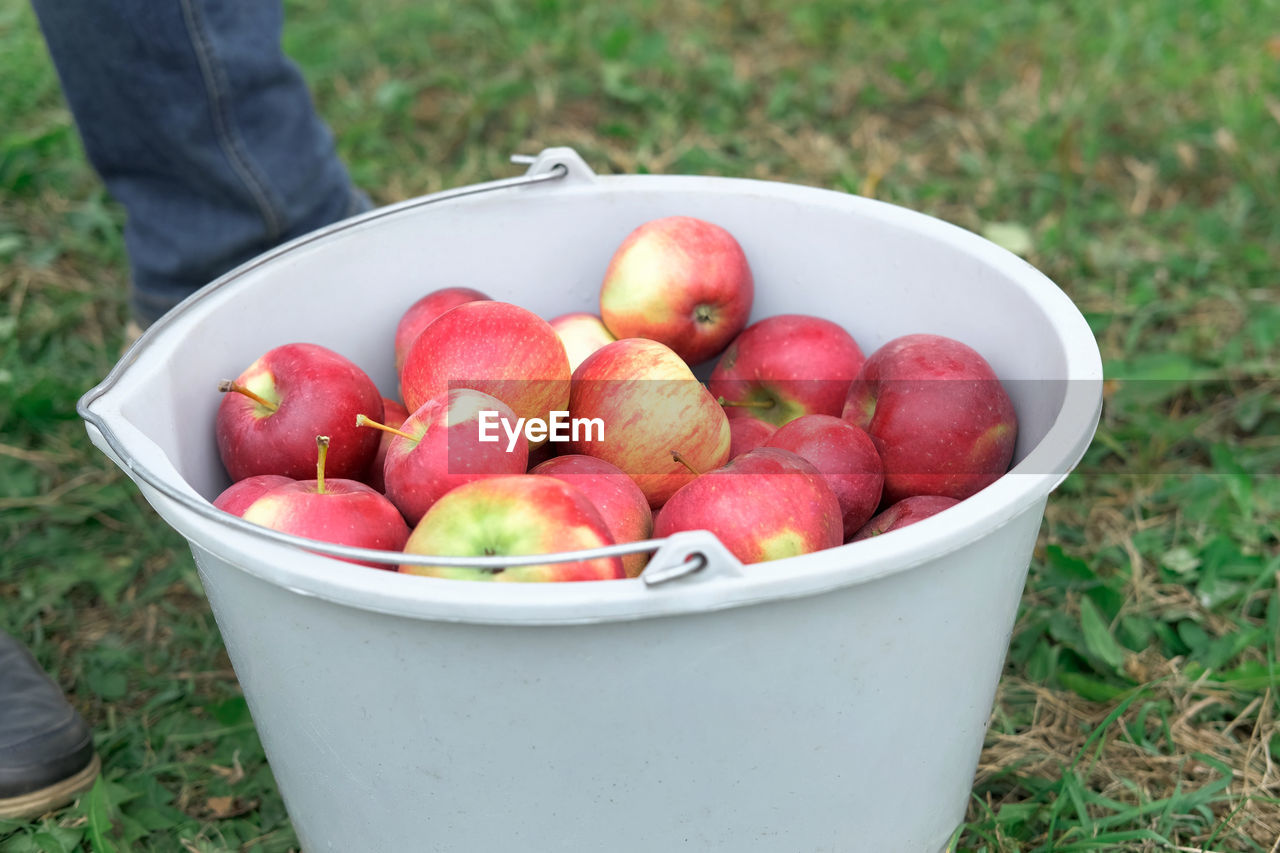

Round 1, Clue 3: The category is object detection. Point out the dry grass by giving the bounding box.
[979,675,1279,849]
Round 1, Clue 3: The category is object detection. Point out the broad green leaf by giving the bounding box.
[31,832,74,853]
[1026,639,1057,683]
[1044,545,1096,582]
[86,777,118,853]
[209,695,252,727]
[1080,597,1126,671]
[1176,620,1211,656]
[1117,616,1155,652]
[1209,444,1254,516]
[1060,671,1129,702]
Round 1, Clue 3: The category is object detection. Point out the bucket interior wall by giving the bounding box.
[118,180,1070,501]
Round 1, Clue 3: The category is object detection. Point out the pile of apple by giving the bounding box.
[213,216,1018,582]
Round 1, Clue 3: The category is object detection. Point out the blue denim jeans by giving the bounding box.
[30,0,370,327]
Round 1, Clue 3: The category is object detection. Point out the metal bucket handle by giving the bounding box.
[78,148,748,587]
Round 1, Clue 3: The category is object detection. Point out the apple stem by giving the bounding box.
[717,396,774,410]
[355,413,418,443]
[670,449,701,476]
[218,379,279,412]
[316,435,330,495]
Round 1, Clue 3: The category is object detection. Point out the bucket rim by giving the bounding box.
[79,151,1104,625]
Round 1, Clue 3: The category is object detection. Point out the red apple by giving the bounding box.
[216,343,383,482]
[399,301,571,442]
[400,475,625,581]
[709,314,865,427]
[365,397,409,492]
[241,437,410,569]
[212,474,294,517]
[653,447,842,564]
[362,389,529,526]
[599,216,753,365]
[850,495,960,541]
[549,312,616,373]
[842,334,1017,503]
[568,338,730,508]
[764,414,884,540]
[728,416,777,460]
[393,287,490,373]
[530,454,654,578]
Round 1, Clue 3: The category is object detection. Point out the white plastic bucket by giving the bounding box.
[79,148,1103,852]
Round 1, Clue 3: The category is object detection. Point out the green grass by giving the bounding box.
[2,0,1278,849]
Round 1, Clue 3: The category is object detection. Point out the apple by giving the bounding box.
[728,416,776,460]
[764,414,884,540]
[709,314,865,427]
[599,216,753,365]
[842,334,1017,503]
[400,475,625,581]
[241,437,410,569]
[530,454,654,578]
[653,447,842,564]
[365,397,409,492]
[399,301,571,442]
[393,287,490,373]
[212,474,294,517]
[359,389,529,526]
[568,338,730,508]
[216,342,383,482]
[850,495,960,541]
[549,312,617,372]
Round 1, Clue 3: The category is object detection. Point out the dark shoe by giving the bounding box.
[0,633,100,820]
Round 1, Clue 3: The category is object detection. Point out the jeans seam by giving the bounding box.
[178,0,285,243]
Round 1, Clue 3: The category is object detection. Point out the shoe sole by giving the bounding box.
[0,753,101,821]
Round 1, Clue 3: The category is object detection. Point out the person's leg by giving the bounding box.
[0,633,99,820]
[30,0,371,327]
